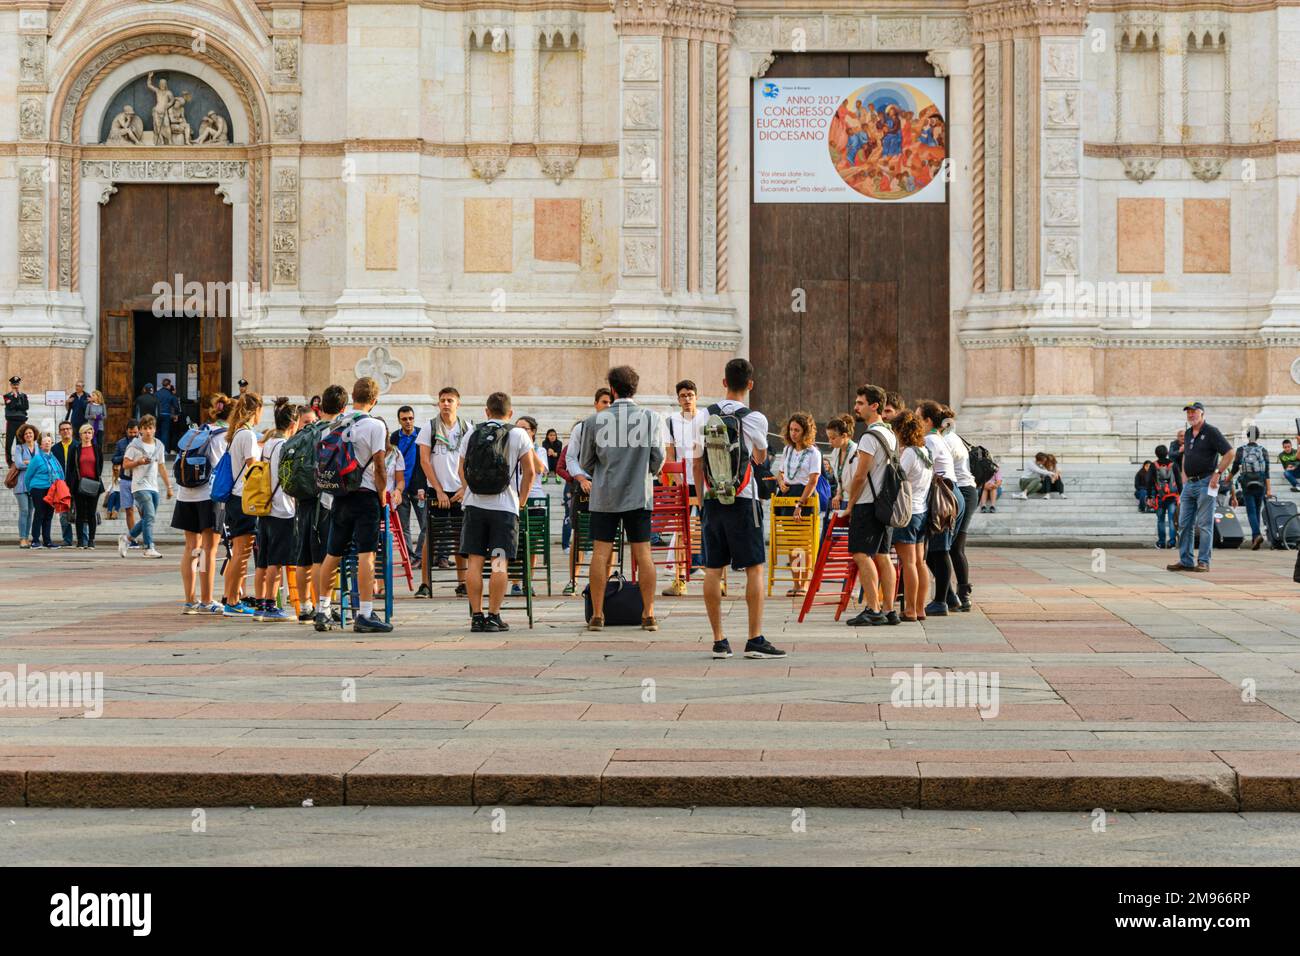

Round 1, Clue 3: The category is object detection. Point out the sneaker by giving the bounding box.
[87,544,96,550]
[29,543,41,550]
[847,608,886,627]
[884,610,901,626]
[182,602,200,615]
[143,548,163,559]
[562,581,576,595]
[117,533,130,557]
[203,602,224,615]
[1011,491,1028,500]
[923,601,950,617]
[586,616,604,631]
[414,584,431,599]
[662,579,687,597]
[353,613,393,633]
[712,639,733,659]
[222,601,246,617]
[251,605,266,622]
[454,583,468,597]
[298,609,316,624]
[313,611,330,631]
[510,583,522,596]
[261,607,293,623]
[47,544,62,550]
[470,612,486,633]
[483,613,509,632]
[990,506,997,513]
[129,541,140,549]
[958,599,972,613]
[744,636,787,659]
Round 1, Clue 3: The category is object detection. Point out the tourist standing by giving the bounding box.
[1150,445,1181,550]
[112,420,140,545]
[941,405,978,612]
[390,406,425,566]
[1168,401,1233,573]
[156,379,180,454]
[579,367,664,630]
[891,411,932,621]
[171,393,229,614]
[67,424,104,549]
[252,400,299,623]
[662,379,709,597]
[87,390,107,452]
[25,434,62,549]
[1229,426,1270,550]
[11,422,38,547]
[134,383,158,422]
[563,387,613,594]
[774,411,822,597]
[843,384,899,627]
[416,386,472,595]
[219,392,262,612]
[51,421,77,546]
[917,400,963,616]
[65,380,90,433]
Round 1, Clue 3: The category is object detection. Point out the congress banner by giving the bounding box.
[753,77,948,203]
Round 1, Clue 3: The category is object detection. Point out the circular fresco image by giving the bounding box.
[827,81,946,200]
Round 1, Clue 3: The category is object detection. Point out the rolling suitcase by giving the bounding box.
[1212,508,1244,549]
[1263,497,1300,549]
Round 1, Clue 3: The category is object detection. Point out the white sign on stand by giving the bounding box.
[44,390,66,407]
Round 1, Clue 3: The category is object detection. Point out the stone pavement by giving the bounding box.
[1,545,1298,810]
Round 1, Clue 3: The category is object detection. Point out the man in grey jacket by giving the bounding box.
[579,365,664,630]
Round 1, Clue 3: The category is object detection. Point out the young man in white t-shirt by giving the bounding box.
[314,377,391,633]
[563,387,613,594]
[843,383,899,627]
[253,403,300,623]
[119,414,173,559]
[416,385,472,597]
[457,391,534,633]
[662,378,710,597]
[692,359,786,660]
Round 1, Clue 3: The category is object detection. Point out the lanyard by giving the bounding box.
[784,447,812,481]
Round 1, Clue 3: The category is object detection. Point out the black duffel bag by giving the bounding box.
[582,572,644,626]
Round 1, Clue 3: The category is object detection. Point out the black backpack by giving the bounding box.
[963,436,998,487]
[464,421,512,495]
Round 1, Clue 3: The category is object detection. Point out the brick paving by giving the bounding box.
[1,546,1298,809]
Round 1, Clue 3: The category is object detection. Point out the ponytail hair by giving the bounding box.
[227,391,262,432]
[273,396,295,432]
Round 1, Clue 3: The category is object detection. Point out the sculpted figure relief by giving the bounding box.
[105,105,144,144]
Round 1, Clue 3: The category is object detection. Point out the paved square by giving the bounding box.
[1,546,1298,810]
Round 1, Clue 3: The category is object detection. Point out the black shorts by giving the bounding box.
[225,494,257,538]
[327,491,381,557]
[458,505,518,560]
[590,508,653,544]
[701,497,766,570]
[849,503,891,556]
[171,498,217,534]
[255,515,297,569]
[294,498,330,567]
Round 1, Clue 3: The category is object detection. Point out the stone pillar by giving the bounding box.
[609,0,740,395]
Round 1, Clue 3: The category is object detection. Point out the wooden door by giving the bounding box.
[749,51,949,431]
[200,314,227,407]
[101,310,133,441]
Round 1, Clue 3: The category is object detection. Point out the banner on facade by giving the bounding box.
[753,77,947,204]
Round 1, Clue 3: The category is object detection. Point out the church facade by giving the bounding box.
[0,0,1296,454]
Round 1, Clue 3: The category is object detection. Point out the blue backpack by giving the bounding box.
[315,413,367,495]
[210,427,249,503]
[814,472,833,514]
[173,424,226,489]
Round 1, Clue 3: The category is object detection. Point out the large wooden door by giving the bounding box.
[99,184,232,441]
[749,51,949,431]
[100,310,133,439]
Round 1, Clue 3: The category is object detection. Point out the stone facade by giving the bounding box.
[0,0,1297,454]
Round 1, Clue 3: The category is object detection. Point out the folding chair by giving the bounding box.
[768,495,820,596]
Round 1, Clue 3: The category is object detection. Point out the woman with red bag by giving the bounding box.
[66,423,104,549]
[24,434,65,550]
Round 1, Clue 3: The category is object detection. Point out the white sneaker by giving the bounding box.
[143,548,164,559]
[117,533,130,557]
[1011,492,1029,500]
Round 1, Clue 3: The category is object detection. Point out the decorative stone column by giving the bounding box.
[608,0,740,395]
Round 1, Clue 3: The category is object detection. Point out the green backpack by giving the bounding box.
[279,419,330,500]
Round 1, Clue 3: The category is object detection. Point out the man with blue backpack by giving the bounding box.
[693,358,786,660]
[312,377,391,633]
[169,407,228,613]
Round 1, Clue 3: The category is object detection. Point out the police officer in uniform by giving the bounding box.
[4,376,28,465]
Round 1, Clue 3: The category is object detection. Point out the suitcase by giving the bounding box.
[1213,508,1244,549]
[1263,497,1300,549]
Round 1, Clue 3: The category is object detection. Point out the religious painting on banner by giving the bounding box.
[753,77,946,203]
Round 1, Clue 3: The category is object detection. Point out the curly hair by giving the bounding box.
[893,410,926,449]
[783,411,817,449]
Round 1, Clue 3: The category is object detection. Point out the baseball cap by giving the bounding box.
[1182,401,1204,412]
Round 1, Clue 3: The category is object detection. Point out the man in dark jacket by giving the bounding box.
[51,420,77,546]
[4,375,28,464]
[156,379,180,454]
[390,406,426,568]
[134,383,158,422]
[65,380,89,431]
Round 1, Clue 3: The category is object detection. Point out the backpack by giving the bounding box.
[963,437,998,487]
[701,404,755,505]
[279,419,330,500]
[173,424,226,489]
[927,474,959,534]
[315,413,368,496]
[1239,442,1267,492]
[241,452,275,517]
[1153,461,1178,501]
[814,472,833,514]
[463,421,513,495]
[211,446,238,503]
[862,426,911,528]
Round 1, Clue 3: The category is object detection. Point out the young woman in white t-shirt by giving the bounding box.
[171,391,230,614]
[941,404,978,612]
[826,414,857,515]
[775,412,822,596]
[221,392,263,614]
[891,411,933,621]
[917,400,964,617]
[252,399,300,622]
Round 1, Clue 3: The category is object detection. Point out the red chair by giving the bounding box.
[633,461,693,583]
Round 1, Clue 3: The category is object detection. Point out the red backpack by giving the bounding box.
[1153,461,1178,502]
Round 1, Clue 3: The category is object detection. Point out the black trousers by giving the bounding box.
[950,485,979,599]
[74,490,100,545]
[4,418,24,464]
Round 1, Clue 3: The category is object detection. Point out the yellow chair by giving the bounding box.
[768,495,820,596]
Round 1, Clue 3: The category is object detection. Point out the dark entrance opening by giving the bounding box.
[131,310,201,425]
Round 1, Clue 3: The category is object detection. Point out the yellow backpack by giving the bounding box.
[241,455,274,517]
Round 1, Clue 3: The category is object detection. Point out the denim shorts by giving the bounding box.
[892,510,928,545]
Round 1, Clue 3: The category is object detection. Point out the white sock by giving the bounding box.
[319,596,331,613]
[360,601,374,617]
[301,602,314,614]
